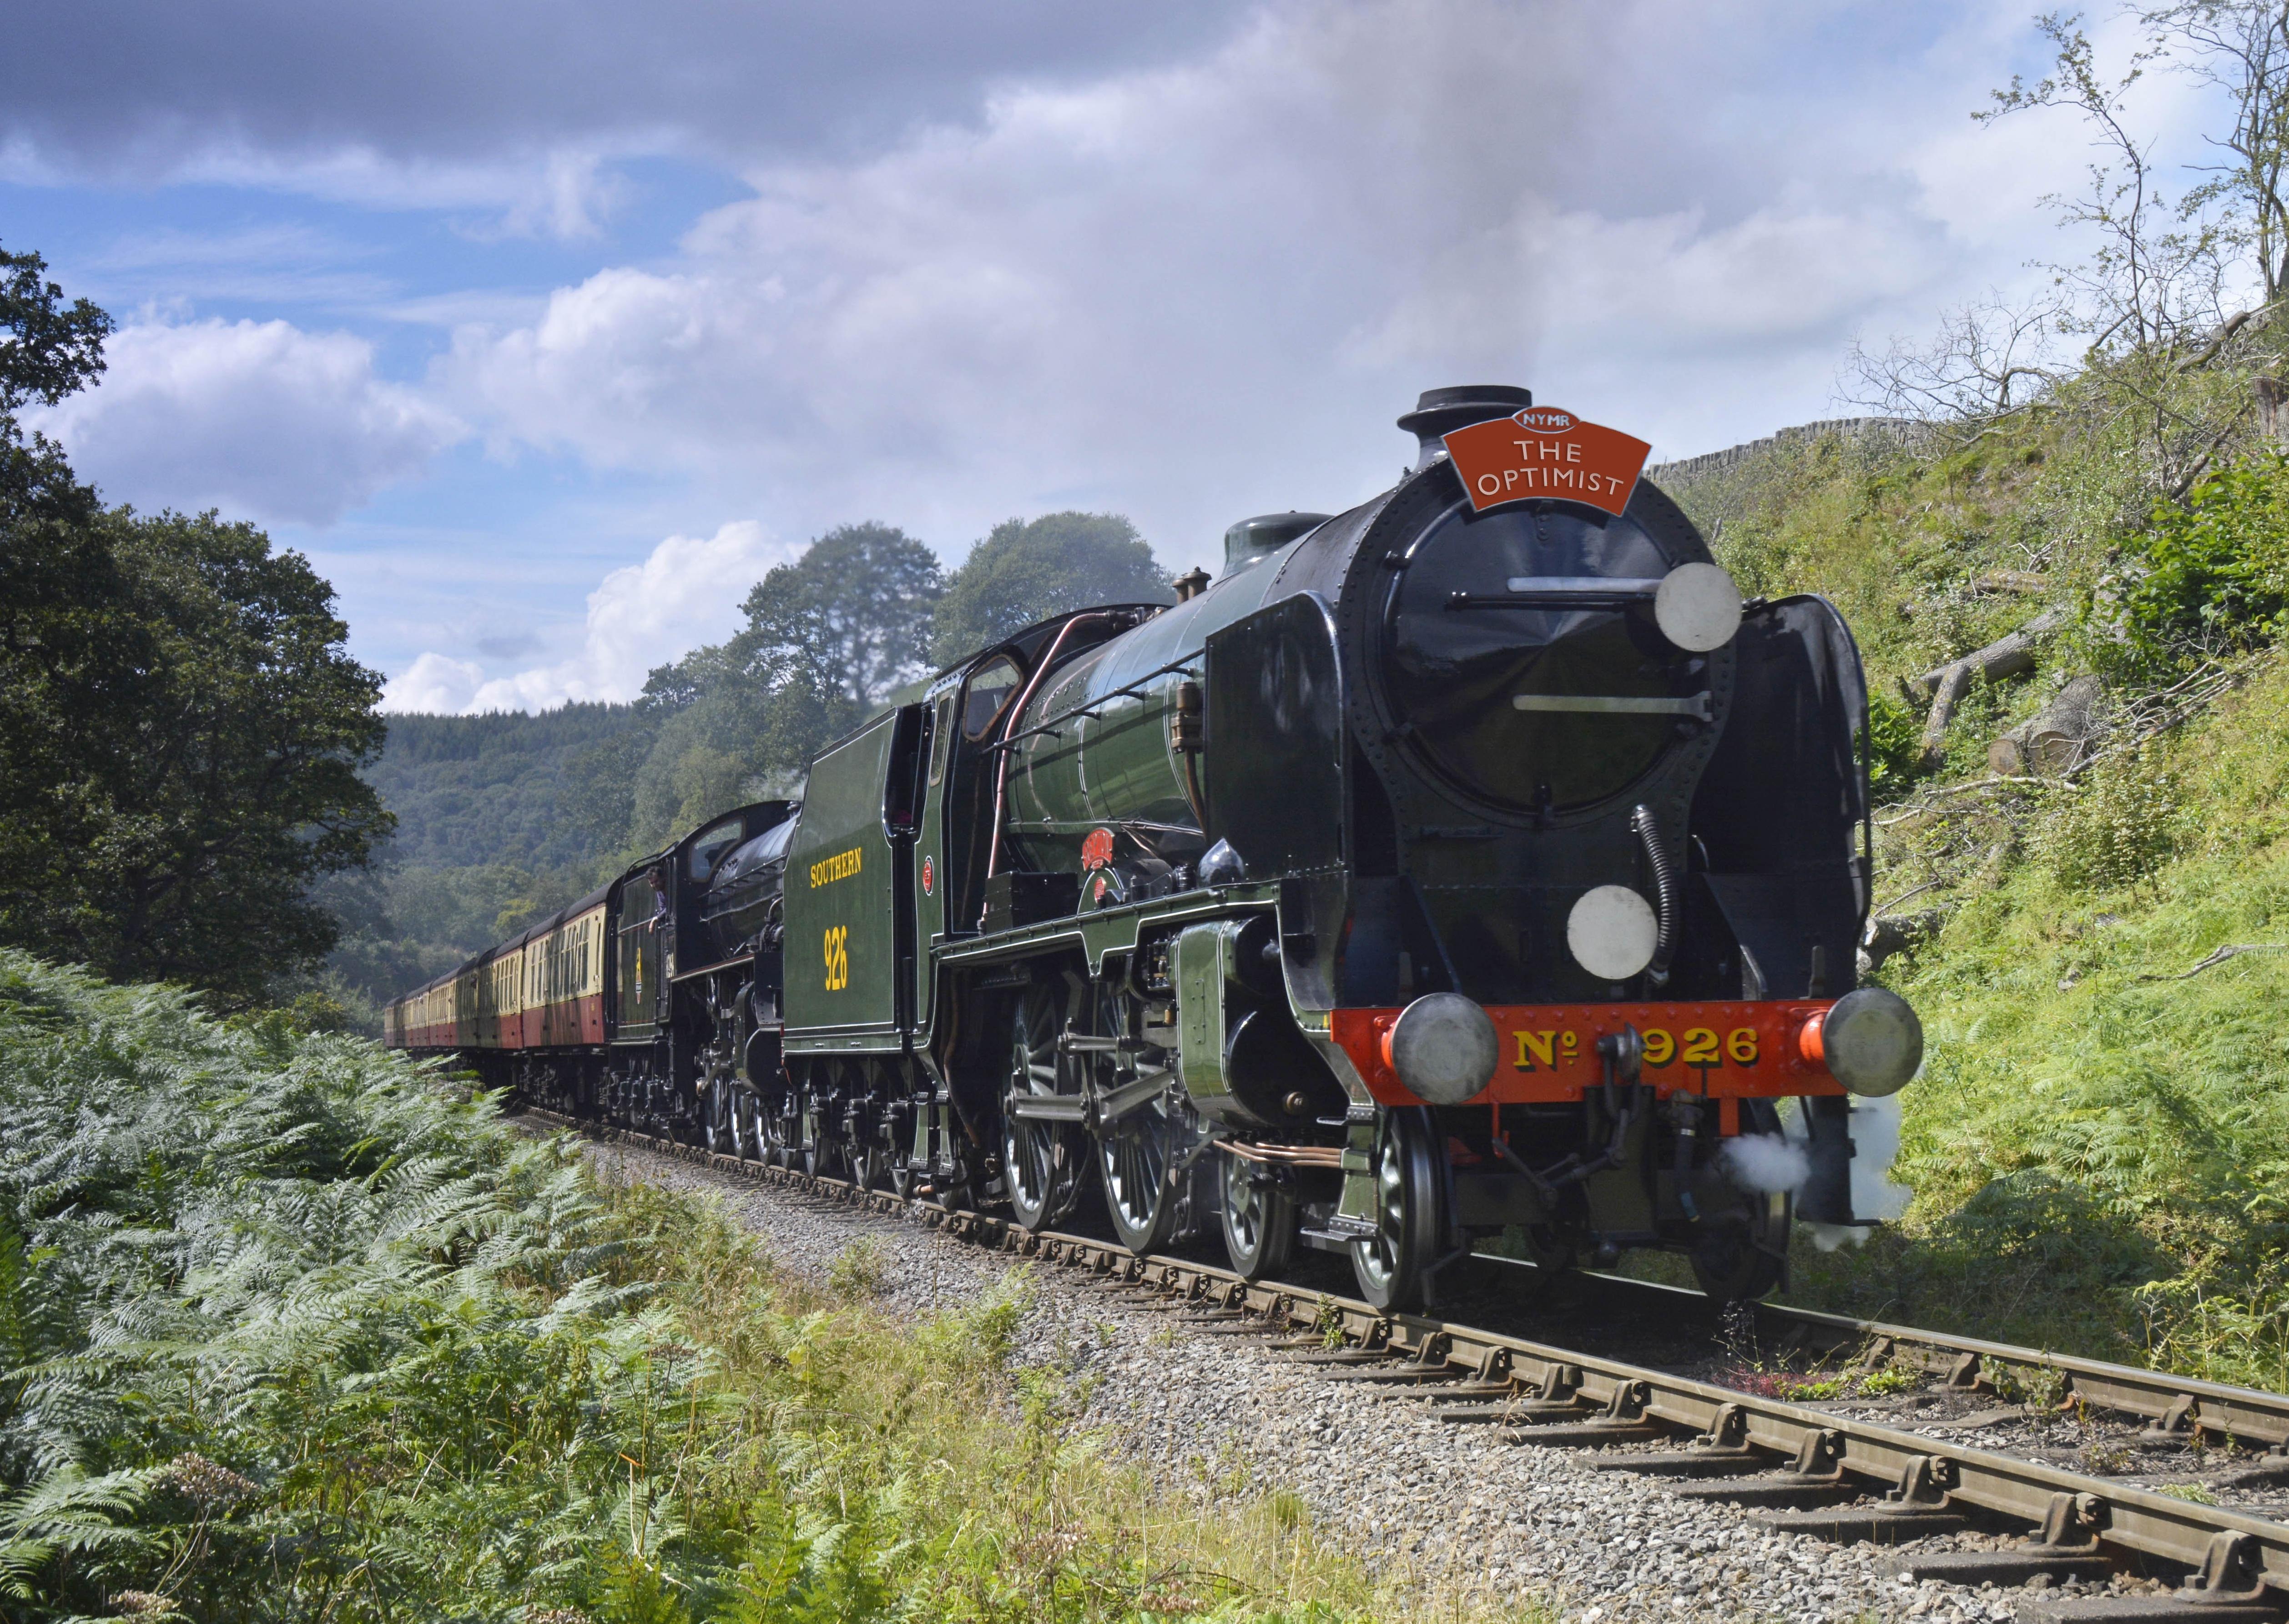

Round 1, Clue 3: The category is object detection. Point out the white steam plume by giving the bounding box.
[1718,1132,1810,1195]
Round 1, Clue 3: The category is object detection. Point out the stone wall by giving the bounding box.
[1648,416,1929,484]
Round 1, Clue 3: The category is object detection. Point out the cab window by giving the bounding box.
[929,694,954,782]
[963,655,1023,740]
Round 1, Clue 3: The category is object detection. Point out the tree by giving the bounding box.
[734,521,943,708]
[2145,1,2289,301]
[624,669,839,849]
[0,243,393,1006]
[1980,15,2224,359]
[0,248,119,845]
[930,511,1171,666]
[1842,289,2073,426]
[0,510,394,1003]
[595,521,949,854]
[0,244,109,416]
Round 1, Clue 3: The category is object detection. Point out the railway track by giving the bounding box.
[526,1108,2289,1622]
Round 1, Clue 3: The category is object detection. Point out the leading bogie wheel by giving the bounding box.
[1689,1189,1791,1301]
[1689,1098,1790,1300]
[1220,1149,1296,1280]
[1350,1109,1444,1312]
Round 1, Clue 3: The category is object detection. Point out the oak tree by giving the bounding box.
[0,243,393,1004]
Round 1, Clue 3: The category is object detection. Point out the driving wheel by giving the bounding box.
[1003,981,1086,1231]
[701,1078,735,1157]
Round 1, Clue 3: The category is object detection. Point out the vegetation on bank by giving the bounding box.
[0,950,1508,1623]
[1659,409,2289,1391]
[1623,5,2289,1389]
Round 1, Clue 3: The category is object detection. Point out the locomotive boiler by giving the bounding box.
[389,383,1923,1313]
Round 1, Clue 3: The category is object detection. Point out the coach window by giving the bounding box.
[963,655,1023,740]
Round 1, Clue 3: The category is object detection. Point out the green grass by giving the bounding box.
[1784,663,2289,1390]
[0,953,1540,1624]
[1664,417,2289,1393]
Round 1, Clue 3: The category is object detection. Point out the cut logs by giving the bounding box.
[1989,674,2105,777]
[1915,609,2066,769]
[1971,571,2052,596]
[1859,909,1945,975]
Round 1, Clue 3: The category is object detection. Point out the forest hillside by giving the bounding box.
[330,513,1175,1023]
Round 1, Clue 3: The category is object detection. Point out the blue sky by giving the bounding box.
[0,1,2218,712]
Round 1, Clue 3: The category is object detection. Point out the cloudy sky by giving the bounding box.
[0,1,2214,712]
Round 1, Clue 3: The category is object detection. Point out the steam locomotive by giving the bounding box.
[385,385,1923,1311]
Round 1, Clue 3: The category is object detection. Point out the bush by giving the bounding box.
[1865,689,1925,797]
[2111,453,2289,672]
[2029,744,2182,890]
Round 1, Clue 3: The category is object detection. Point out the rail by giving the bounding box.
[524,1108,2289,1618]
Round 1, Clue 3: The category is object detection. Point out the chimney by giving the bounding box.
[1397,385,1533,470]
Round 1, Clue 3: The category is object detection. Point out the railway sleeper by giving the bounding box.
[1759,1502,1972,1539]
[541,1112,2289,1623]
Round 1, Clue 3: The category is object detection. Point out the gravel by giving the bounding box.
[574,1133,2185,1624]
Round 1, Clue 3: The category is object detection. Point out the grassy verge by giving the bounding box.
[1778,665,2289,1389]
[0,952,1536,1624]
[1659,428,2289,1393]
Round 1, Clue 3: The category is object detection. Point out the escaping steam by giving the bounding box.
[1798,1093,1915,1252]
[1844,1091,1911,1222]
[1718,1132,1810,1195]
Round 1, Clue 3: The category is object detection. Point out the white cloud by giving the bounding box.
[434,0,1614,544]
[392,519,802,713]
[430,0,2099,556]
[382,651,487,713]
[31,318,463,525]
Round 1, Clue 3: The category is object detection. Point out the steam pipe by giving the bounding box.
[1631,804,1678,987]
[980,613,1113,919]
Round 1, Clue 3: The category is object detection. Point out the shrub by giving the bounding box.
[0,952,1489,1624]
[2111,453,2289,672]
[2030,744,2182,890]
[1865,689,1925,797]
